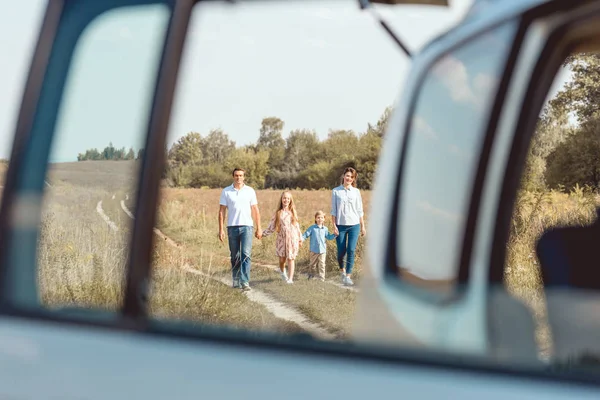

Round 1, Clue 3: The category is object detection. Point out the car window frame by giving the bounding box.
[383,16,525,304]
[0,0,179,325]
[489,0,600,284]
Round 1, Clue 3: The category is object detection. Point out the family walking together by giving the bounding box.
[218,167,366,291]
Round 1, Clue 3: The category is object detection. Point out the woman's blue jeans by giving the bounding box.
[336,224,360,275]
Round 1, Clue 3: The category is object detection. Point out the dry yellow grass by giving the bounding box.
[36,178,301,335]
[154,187,370,338]
[504,186,598,356]
[8,157,597,354]
[156,187,371,278]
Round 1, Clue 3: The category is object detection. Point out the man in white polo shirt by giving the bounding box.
[218,168,262,291]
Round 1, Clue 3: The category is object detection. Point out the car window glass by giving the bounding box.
[396,22,517,292]
[146,0,464,337]
[508,51,600,368]
[37,4,169,313]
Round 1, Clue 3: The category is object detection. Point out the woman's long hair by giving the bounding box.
[340,167,358,187]
[274,191,298,233]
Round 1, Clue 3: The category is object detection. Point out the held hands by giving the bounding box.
[255,228,263,240]
[333,226,339,236]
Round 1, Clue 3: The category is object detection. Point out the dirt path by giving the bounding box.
[117,194,334,340]
[183,265,334,339]
[250,259,359,292]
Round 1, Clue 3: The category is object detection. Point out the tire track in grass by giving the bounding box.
[96,200,119,232]
[119,195,335,340]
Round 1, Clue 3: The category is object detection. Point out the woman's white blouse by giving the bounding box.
[330,185,364,226]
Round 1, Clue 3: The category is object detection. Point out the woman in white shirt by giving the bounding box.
[330,167,366,286]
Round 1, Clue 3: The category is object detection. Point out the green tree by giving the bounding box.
[190,164,230,188]
[550,53,600,125]
[284,129,321,173]
[323,129,359,164]
[202,128,236,164]
[355,131,382,189]
[367,106,392,137]
[102,142,116,160]
[545,118,600,191]
[522,104,575,191]
[168,132,203,166]
[257,117,285,149]
[297,161,334,189]
[258,117,286,186]
[225,146,269,188]
[77,148,101,161]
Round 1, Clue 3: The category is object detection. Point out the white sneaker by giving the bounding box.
[286,279,294,284]
[343,276,354,286]
[281,270,288,281]
[340,271,346,283]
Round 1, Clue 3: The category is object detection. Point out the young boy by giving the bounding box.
[301,210,337,281]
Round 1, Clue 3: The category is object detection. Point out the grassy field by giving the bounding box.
[34,161,303,335]
[154,187,369,339]
[504,186,599,356]
[0,159,597,355]
[156,187,371,278]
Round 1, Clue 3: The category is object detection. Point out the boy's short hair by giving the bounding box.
[314,210,325,223]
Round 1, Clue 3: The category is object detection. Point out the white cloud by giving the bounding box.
[412,116,438,140]
[431,56,501,111]
[473,73,496,96]
[431,55,476,104]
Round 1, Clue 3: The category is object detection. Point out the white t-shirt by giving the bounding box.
[219,184,258,227]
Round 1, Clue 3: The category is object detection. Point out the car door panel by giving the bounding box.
[0,315,599,399]
[0,0,599,398]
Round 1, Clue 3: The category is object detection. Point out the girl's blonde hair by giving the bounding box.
[314,210,325,224]
[274,191,299,232]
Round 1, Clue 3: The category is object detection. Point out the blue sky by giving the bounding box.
[0,0,571,163]
[0,0,477,163]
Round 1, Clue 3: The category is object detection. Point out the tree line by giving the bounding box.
[164,107,389,190]
[524,53,600,193]
[77,142,144,161]
[77,107,392,190]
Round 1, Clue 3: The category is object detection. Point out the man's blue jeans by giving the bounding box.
[336,224,360,275]
[227,225,253,284]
